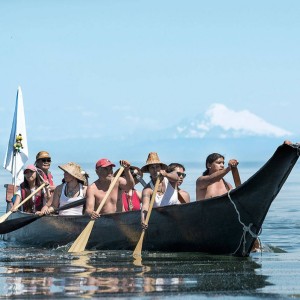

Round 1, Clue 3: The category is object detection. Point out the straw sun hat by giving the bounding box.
[58,162,88,184]
[140,152,167,173]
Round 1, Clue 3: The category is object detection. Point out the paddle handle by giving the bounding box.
[144,176,161,226]
[95,166,125,214]
[232,167,241,187]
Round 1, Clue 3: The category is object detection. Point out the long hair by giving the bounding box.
[21,172,44,212]
[203,153,224,175]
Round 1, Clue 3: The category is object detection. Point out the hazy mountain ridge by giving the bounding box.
[1,104,293,164]
[169,104,292,139]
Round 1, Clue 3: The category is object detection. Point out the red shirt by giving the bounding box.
[122,190,141,211]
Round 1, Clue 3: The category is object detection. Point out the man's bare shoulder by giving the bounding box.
[196,175,206,182]
[196,175,209,185]
[87,181,99,193]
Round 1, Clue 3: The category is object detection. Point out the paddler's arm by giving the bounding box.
[85,184,100,219]
[160,169,179,183]
[119,160,135,191]
[38,183,53,215]
[41,184,62,215]
[141,187,152,230]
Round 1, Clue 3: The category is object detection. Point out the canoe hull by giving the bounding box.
[2,143,299,257]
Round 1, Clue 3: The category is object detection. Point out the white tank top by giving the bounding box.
[150,177,180,207]
[59,183,84,216]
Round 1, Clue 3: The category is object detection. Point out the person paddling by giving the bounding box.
[114,166,144,212]
[11,165,51,214]
[196,153,238,201]
[85,159,135,219]
[140,152,182,229]
[167,163,190,204]
[46,162,89,216]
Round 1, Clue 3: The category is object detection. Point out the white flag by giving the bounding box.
[3,86,29,185]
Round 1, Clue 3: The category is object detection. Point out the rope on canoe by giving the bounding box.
[227,190,259,256]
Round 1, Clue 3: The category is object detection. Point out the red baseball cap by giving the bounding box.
[95,158,116,169]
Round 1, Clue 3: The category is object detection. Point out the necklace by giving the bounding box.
[66,183,79,198]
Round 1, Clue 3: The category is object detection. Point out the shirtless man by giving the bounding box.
[85,158,135,219]
[196,153,238,201]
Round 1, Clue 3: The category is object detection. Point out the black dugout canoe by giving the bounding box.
[1,142,299,257]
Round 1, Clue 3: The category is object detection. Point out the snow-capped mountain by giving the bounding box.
[172,103,292,139]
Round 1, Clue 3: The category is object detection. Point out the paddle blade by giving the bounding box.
[0,211,12,224]
[132,230,145,258]
[68,220,95,253]
[0,215,39,234]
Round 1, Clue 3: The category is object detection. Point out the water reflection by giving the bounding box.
[0,248,269,298]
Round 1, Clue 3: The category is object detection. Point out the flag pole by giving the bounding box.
[12,152,16,186]
[3,87,29,212]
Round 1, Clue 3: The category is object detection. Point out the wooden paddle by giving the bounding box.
[231,166,241,187]
[0,198,86,234]
[0,183,46,224]
[68,166,125,253]
[133,175,161,258]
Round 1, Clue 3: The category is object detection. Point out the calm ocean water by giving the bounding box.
[0,160,300,299]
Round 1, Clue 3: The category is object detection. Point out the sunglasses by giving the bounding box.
[177,172,186,178]
[41,158,51,163]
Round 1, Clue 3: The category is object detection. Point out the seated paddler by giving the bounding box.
[45,162,89,215]
[85,158,135,219]
[196,153,238,201]
[114,166,144,212]
[11,165,52,214]
[140,152,183,229]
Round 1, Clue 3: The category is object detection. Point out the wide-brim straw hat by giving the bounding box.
[113,166,143,178]
[58,162,88,184]
[140,152,167,173]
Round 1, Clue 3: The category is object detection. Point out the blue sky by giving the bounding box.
[0,1,299,165]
